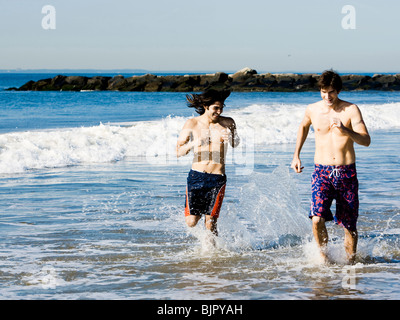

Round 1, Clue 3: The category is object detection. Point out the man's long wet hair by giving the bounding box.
[186,89,231,115]
[318,69,343,92]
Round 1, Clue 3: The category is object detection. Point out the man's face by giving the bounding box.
[320,86,340,107]
[205,102,224,121]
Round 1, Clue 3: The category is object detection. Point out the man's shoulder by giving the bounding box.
[305,101,321,115]
[340,100,360,113]
[188,116,203,124]
[308,101,322,109]
[183,117,200,129]
[340,99,357,107]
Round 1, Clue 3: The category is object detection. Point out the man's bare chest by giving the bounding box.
[192,123,225,139]
[311,112,351,135]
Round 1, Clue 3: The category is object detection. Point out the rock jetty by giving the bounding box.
[7,68,400,92]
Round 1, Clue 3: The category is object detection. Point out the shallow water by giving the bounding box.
[0,131,399,299]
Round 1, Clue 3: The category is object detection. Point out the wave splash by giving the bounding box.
[0,102,399,173]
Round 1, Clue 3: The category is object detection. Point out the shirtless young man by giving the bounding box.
[291,70,371,264]
[177,90,239,236]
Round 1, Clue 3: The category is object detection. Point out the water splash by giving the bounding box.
[210,165,310,252]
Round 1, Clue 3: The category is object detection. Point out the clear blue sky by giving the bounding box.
[1,0,400,72]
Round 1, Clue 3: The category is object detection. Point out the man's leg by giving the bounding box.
[344,228,358,264]
[185,215,201,228]
[336,164,359,264]
[185,214,218,235]
[312,216,328,262]
[205,215,218,236]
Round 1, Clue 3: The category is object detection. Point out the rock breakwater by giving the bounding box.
[7,68,400,92]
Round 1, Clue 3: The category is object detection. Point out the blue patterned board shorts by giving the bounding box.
[310,163,359,231]
[185,170,227,218]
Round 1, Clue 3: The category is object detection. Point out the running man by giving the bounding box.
[177,89,239,237]
[291,70,371,264]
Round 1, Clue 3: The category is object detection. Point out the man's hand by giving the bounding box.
[330,117,345,132]
[291,157,304,173]
[221,128,231,144]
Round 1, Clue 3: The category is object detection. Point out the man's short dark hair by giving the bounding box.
[318,70,342,92]
[186,89,231,115]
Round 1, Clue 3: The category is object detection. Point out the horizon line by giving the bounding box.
[0,68,399,75]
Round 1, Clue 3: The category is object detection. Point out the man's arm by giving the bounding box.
[176,120,195,158]
[331,105,371,147]
[291,107,312,173]
[226,118,240,148]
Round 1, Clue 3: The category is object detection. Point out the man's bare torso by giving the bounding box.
[308,100,356,166]
[190,116,232,174]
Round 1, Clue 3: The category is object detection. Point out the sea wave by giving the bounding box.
[0,102,399,173]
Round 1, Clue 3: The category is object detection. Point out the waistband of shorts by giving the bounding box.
[189,169,226,177]
[314,163,356,171]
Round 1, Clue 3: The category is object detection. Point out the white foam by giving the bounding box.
[218,165,310,251]
[230,103,309,145]
[358,103,400,131]
[0,102,399,173]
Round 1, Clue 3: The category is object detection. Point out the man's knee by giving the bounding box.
[312,216,326,228]
[186,215,200,228]
[344,227,358,239]
[205,216,217,228]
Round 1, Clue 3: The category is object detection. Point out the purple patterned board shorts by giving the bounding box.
[310,163,359,231]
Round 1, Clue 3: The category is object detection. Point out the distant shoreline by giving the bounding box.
[1,69,400,76]
[5,68,400,92]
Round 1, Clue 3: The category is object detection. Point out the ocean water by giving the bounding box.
[0,74,399,300]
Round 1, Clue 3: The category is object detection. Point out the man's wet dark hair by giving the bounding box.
[186,89,231,115]
[318,70,343,92]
